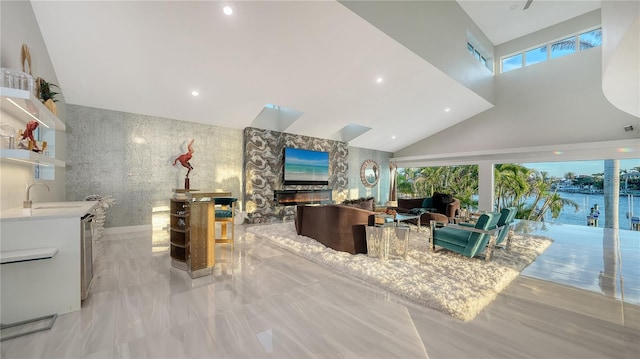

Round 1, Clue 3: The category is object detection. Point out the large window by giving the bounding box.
[500,27,601,73]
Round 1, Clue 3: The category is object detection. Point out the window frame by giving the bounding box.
[578,27,603,50]
[501,53,523,73]
[499,25,601,73]
[467,40,494,73]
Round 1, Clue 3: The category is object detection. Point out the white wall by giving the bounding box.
[0,0,66,210]
[395,10,639,160]
[340,0,495,103]
[601,0,639,117]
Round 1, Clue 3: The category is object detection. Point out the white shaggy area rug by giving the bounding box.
[246,222,553,321]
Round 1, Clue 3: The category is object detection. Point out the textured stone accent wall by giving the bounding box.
[65,105,243,228]
[65,106,391,227]
[243,127,348,223]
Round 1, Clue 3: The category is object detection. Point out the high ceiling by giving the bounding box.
[30,0,602,153]
[457,0,602,45]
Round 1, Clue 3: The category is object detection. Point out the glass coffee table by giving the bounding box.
[394,213,421,231]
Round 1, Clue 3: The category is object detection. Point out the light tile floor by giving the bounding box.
[1,220,639,358]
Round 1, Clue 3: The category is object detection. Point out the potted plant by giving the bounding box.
[36,77,59,115]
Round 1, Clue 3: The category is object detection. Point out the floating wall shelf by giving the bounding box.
[1,86,66,177]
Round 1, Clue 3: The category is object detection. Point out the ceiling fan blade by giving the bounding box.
[524,0,533,10]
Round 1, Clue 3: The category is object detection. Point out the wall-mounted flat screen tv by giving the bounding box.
[283,147,329,185]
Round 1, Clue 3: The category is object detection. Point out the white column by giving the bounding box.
[604,159,620,229]
[478,162,494,212]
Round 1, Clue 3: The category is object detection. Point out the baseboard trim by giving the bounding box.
[103,224,152,234]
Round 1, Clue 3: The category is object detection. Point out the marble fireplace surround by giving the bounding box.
[243,127,348,224]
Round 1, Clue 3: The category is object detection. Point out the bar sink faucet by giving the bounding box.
[24,183,50,208]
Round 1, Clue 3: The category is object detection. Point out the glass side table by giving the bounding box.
[365,225,409,260]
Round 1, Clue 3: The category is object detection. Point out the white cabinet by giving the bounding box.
[0,201,98,323]
[0,86,65,179]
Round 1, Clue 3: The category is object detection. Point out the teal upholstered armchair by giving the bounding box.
[495,207,518,249]
[458,207,518,249]
[430,212,501,261]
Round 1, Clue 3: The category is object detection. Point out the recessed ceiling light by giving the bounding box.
[191,91,199,96]
[444,108,451,112]
[376,77,383,84]
[223,6,233,15]
[391,135,396,139]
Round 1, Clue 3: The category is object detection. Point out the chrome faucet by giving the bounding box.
[24,183,50,208]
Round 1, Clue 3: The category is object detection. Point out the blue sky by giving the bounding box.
[522,159,640,178]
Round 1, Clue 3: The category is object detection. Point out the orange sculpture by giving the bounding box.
[21,120,40,151]
[173,139,194,177]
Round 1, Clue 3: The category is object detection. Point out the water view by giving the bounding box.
[535,192,640,230]
[398,159,640,230]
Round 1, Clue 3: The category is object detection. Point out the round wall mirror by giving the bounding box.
[360,159,380,188]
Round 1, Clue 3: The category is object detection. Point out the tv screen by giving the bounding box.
[284,148,329,185]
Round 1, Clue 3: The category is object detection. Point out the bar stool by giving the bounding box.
[214,197,237,248]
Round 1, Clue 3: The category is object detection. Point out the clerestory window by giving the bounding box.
[467,41,493,72]
[500,27,601,73]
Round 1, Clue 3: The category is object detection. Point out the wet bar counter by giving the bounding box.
[170,190,231,278]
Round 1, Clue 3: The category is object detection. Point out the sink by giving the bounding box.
[33,204,83,210]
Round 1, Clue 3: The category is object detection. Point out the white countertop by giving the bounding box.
[0,201,99,221]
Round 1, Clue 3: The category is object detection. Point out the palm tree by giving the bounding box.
[529,189,579,221]
[551,28,602,51]
[525,171,552,220]
[399,164,581,222]
[496,166,578,221]
[449,165,478,210]
[413,166,442,196]
[397,168,420,197]
[494,164,530,211]
[548,192,579,219]
[395,165,479,209]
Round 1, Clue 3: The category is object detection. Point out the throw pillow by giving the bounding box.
[421,197,433,208]
[432,192,454,215]
[342,197,375,211]
[441,194,454,204]
[356,199,374,211]
[431,192,443,208]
